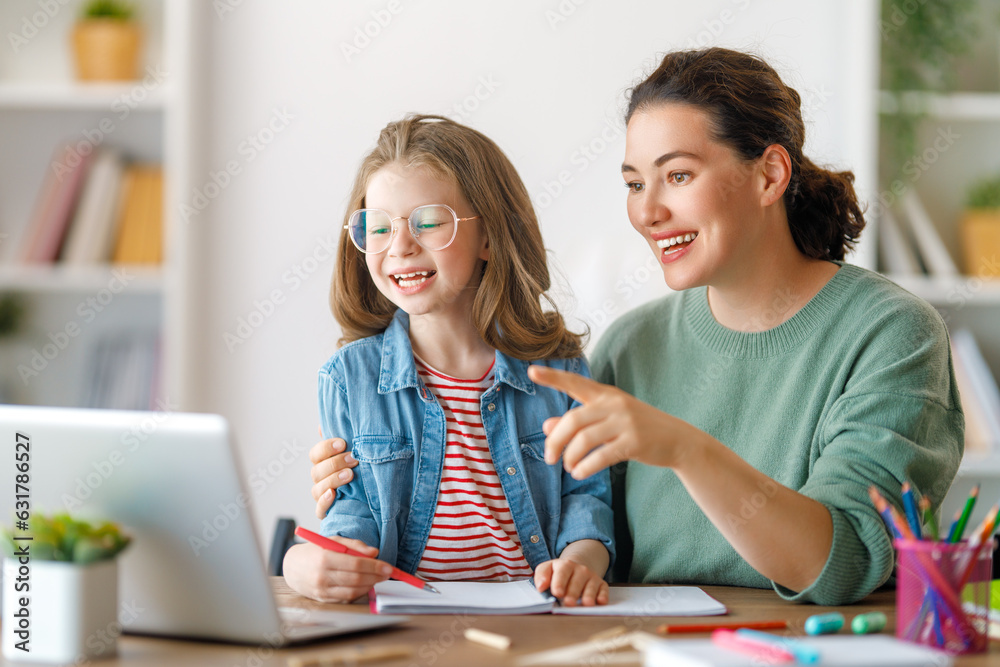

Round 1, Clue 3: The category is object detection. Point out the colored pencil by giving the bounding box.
[918,496,939,541]
[657,620,788,634]
[949,484,979,543]
[901,482,923,538]
[295,526,440,594]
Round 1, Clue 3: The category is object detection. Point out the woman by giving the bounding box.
[307,47,964,605]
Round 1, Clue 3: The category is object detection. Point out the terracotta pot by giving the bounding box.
[71,19,141,81]
[2,558,119,662]
[960,209,1000,277]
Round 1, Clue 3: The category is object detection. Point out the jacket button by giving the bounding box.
[506,467,516,475]
[487,403,496,412]
[530,535,540,543]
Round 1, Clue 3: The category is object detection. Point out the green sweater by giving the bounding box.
[591,263,964,605]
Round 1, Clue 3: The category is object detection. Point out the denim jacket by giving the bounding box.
[318,310,614,575]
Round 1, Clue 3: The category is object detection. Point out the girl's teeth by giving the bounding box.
[394,270,431,287]
[656,232,697,248]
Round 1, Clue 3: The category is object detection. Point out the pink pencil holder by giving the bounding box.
[894,538,992,655]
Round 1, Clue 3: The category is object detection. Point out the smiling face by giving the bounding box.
[622,103,771,292]
[363,162,489,322]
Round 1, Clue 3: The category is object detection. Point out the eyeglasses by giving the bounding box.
[344,204,480,255]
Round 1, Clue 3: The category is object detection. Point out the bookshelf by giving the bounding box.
[0,0,201,410]
[878,82,1000,523]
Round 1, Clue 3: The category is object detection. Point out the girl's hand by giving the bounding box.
[533,558,609,607]
[281,539,392,603]
[527,365,702,479]
[310,429,359,519]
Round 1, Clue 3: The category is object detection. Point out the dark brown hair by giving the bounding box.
[331,114,584,359]
[625,47,865,261]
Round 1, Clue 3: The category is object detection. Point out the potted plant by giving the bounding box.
[878,0,979,181]
[961,174,1000,278]
[71,0,141,81]
[1,513,130,663]
[0,294,25,403]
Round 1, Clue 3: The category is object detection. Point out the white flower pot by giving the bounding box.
[2,558,119,663]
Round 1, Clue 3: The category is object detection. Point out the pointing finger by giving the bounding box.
[527,365,604,404]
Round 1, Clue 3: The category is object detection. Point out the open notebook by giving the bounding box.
[372,581,727,616]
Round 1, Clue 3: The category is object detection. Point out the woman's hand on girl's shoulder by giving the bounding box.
[310,428,359,519]
[281,539,391,603]
[533,558,609,607]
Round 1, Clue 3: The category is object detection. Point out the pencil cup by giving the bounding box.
[894,539,992,654]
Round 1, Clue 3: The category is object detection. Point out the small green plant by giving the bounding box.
[1,513,130,564]
[80,0,135,21]
[879,0,980,181]
[0,294,25,338]
[967,174,1000,209]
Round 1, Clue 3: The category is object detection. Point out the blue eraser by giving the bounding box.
[804,611,845,635]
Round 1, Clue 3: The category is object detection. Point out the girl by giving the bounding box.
[283,115,614,606]
[309,49,964,606]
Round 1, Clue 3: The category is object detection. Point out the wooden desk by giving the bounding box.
[3,578,995,666]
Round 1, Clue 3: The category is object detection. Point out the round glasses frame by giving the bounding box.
[343,204,480,254]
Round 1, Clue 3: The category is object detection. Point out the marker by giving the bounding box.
[734,629,820,664]
[657,620,788,634]
[851,611,887,634]
[711,629,794,664]
[295,526,440,594]
[804,612,844,635]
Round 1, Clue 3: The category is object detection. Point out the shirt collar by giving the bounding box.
[377,310,536,396]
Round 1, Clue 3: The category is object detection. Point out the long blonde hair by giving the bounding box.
[331,114,583,360]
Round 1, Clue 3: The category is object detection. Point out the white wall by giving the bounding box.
[193,0,878,552]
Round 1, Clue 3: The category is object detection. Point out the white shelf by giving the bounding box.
[0,264,163,294]
[887,274,1000,306]
[0,81,169,110]
[879,90,1000,120]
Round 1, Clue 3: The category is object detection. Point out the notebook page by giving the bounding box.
[554,586,727,616]
[373,580,554,614]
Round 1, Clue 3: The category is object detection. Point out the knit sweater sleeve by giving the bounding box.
[774,301,964,605]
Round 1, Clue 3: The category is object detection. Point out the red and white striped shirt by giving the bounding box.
[414,356,533,582]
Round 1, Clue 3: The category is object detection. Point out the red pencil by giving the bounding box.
[657,620,788,634]
[295,526,440,594]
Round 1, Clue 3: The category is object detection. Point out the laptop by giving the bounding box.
[0,405,406,645]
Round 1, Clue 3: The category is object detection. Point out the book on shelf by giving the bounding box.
[112,165,163,265]
[878,207,922,276]
[950,328,1000,455]
[83,332,161,410]
[12,143,163,268]
[17,144,94,263]
[897,189,960,277]
[60,149,126,265]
